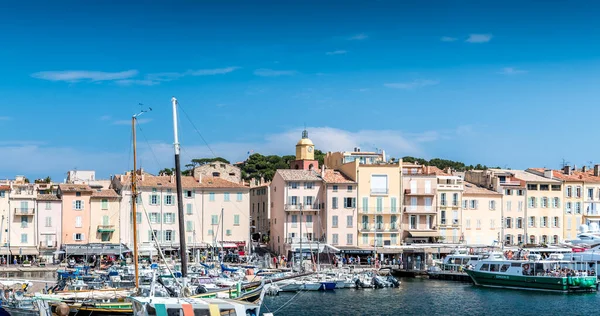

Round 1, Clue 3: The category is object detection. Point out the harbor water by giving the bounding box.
[263,278,600,316]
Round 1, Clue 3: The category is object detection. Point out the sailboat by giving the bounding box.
[127,97,265,316]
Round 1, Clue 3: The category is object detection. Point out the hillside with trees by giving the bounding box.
[162,151,493,182]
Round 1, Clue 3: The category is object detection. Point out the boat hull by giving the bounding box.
[0,306,39,316]
[465,269,597,292]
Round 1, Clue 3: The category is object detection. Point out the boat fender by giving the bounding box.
[56,302,70,316]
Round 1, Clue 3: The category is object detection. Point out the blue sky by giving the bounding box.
[1,0,600,180]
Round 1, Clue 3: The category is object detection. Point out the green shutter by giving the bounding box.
[148,194,152,205]
[391,197,397,213]
[362,197,368,213]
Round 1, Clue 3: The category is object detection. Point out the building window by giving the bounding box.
[165,195,174,205]
[566,186,572,197]
[306,215,313,228]
[74,233,83,241]
[490,219,495,229]
[211,215,219,225]
[344,197,356,208]
[470,200,477,209]
[441,210,446,225]
[186,190,193,198]
[234,214,240,226]
[452,193,459,206]
[304,182,314,189]
[506,201,512,211]
[209,192,215,201]
[151,194,159,205]
[553,216,559,228]
[516,217,523,229]
[528,216,536,228]
[588,188,594,201]
[362,234,368,245]
[164,230,173,241]
[566,202,572,214]
[76,192,81,197]
[208,229,214,236]
[347,185,353,192]
[576,186,582,198]
[541,197,548,208]
[45,216,52,227]
[332,197,338,209]
[74,200,83,210]
[186,221,193,232]
[224,192,230,202]
[332,234,339,245]
[410,215,416,229]
[370,175,388,195]
[346,234,353,245]
[20,216,27,228]
[440,193,447,206]
[551,185,561,191]
[552,198,559,208]
[45,202,51,210]
[505,217,512,228]
[332,185,338,192]
[527,184,538,190]
[291,215,298,228]
[237,192,243,201]
[102,215,109,225]
[290,182,298,189]
[539,184,549,191]
[462,200,468,209]
[541,216,548,228]
[164,213,175,224]
[517,190,524,196]
[505,189,512,195]
[476,219,481,229]
[75,216,82,228]
[466,219,471,229]
[332,216,338,228]
[186,204,193,215]
[575,202,582,214]
[101,199,108,210]
[528,197,536,208]
[150,213,160,223]
[347,215,353,228]
[226,229,232,236]
[489,200,496,210]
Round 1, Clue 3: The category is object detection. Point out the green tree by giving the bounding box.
[158,168,174,176]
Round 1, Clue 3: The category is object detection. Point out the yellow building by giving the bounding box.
[462,182,503,245]
[89,189,121,243]
[325,154,402,249]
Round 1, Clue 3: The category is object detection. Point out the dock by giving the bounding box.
[427,271,473,282]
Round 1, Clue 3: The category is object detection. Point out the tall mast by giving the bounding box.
[131,107,151,290]
[172,97,188,277]
[131,115,140,289]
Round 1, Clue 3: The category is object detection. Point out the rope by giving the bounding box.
[177,102,219,159]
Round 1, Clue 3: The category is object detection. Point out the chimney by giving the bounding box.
[544,169,553,179]
[563,165,571,175]
[595,164,600,177]
[321,165,325,177]
[582,166,587,172]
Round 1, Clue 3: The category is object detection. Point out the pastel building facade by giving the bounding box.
[322,169,357,248]
[89,189,121,244]
[437,173,464,243]
[269,169,324,256]
[461,182,503,245]
[36,194,62,261]
[401,164,439,243]
[249,182,270,241]
[112,172,250,255]
[58,184,93,245]
[9,180,38,257]
[0,185,10,256]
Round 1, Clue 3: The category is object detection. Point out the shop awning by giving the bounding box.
[0,248,10,255]
[377,247,403,254]
[63,243,129,255]
[10,247,39,256]
[409,231,441,238]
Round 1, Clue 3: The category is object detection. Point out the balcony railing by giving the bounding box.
[404,189,435,196]
[370,188,388,195]
[284,204,320,211]
[407,226,436,231]
[403,206,438,214]
[14,208,35,215]
[359,207,399,214]
[39,241,58,249]
[97,225,116,232]
[500,180,521,186]
[284,237,325,244]
[359,223,401,232]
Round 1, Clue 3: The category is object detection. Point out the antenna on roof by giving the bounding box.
[560,158,570,168]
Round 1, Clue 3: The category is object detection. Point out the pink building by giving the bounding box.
[58,184,93,246]
[36,194,62,262]
[402,164,440,243]
[269,169,325,256]
[322,169,357,248]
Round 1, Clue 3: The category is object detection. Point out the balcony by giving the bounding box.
[407,226,436,231]
[359,207,400,214]
[39,241,58,249]
[370,188,388,196]
[97,225,116,232]
[359,223,400,232]
[403,206,438,214]
[584,211,600,218]
[404,189,435,196]
[14,208,35,216]
[284,204,320,212]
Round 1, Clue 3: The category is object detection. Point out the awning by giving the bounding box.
[377,247,403,254]
[222,243,238,248]
[63,243,129,255]
[409,231,441,238]
[9,247,39,256]
[0,248,10,255]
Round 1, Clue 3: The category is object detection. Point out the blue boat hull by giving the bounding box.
[320,282,336,291]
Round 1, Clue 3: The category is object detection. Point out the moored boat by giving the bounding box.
[465,258,598,293]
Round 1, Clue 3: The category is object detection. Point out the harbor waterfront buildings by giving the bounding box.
[4,130,600,264]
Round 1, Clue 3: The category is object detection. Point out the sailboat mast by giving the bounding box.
[171,97,188,277]
[131,116,140,289]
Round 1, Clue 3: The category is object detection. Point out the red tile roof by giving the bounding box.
[116,174,246,189]
[0,185,9,191]
[463,182,502,196]
[322,169,355,183]
[58,184,93,192]
[37,194,61,201]
[91,189,120,198]
[527,168,600,183]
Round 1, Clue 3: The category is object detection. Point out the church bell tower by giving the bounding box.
[290,129,318,170]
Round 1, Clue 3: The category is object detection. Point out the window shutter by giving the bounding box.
[475,200,479,209]
[172,230,176,241]
[192,189,196,197]
[164,195,168,205]
[557,198,561,208]
[81,201,85,210]
[72,200,76,210]
[352,198,356,208]
[81,233,85,241]
[148,230,153,241]
[148,195,152,205]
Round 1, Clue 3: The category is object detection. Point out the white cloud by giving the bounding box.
[384,79,439,90]
[113,118,153,125]
[31,70,139,82]
[254,69,297,77]
[441,36,458,42]
[498,67,528,75]
[32,67,239,86]
[99,115,111,121]
[348,33,368,40]
[465,34,493,43]
[326,50,347,55]
[0,125,473,179]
